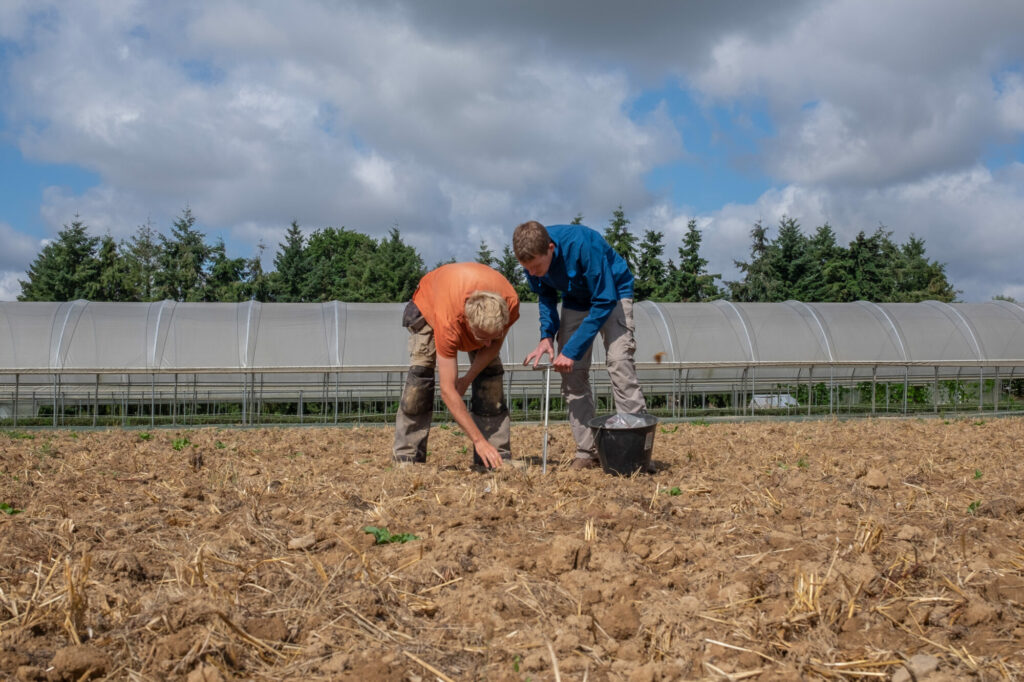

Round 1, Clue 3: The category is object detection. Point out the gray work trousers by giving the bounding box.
[392,302,510,463]
[557,298,646,459]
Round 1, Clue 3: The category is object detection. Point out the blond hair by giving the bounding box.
[465,290,509,336]
[513,220,551,261]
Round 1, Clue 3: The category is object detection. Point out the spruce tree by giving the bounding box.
[893,235,958,302]
[797,224,843,301]
[728,220,772,302]
[771,216,809,300]
[634,229,666,301]
[359,228,424,302]
[475,240,495,267]
[271,221,308,302]
[244,243,272,302]
[668,219,721,301]
[125,220,161,301]
[603,206,637,271]
[155,208,212,301]
[18,218,100,301]
[839,228,894,302]
[203,239,247,301]
[94,234,135,301]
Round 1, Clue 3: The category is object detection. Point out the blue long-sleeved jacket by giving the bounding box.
[524,224,634,361]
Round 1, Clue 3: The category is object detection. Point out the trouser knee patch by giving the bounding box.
[471,368,506,417]
[401,366,435,415]
[402,301,428,332]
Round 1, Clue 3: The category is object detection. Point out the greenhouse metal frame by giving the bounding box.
[3,299,1024,428]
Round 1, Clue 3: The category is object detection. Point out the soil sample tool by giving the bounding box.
[533,362,552,473]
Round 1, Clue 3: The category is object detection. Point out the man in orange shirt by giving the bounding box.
[393,262,520,469]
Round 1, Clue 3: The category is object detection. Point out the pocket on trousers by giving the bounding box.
[616,324,637,355]
[612,303,636,357]
[409,334,435,365]
[619,299,636,334]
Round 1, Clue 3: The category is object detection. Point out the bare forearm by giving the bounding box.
[464,341,501,384]
[435,351,503,467]
[440,384,487,445]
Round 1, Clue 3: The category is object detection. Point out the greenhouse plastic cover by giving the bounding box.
[3,299,1024,375]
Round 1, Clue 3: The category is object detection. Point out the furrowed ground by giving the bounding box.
[1,417,1023,681]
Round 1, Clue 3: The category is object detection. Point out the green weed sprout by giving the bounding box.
[363,526,419,545]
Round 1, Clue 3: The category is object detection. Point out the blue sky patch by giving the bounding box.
[182,59,225,84]
[631,84,774,211]
[0,144,100,236]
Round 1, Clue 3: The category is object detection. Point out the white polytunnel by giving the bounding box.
[3,299,1024,426]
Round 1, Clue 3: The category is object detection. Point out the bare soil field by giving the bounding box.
[1,417,1023,681]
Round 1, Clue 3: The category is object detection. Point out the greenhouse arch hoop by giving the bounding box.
[3,299,1024,427]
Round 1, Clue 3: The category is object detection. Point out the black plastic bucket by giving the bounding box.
[587,413,658,475]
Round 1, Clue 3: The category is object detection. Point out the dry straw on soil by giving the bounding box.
[1,417,1023,680]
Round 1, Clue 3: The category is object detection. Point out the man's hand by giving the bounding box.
[524,338,555,368]
[474,438,503,469]
[553,352,574,373]
[454,375,471,396]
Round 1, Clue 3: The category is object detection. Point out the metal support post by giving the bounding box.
[683,369,689,418]
[807,366,813,416]
[954,366,962,414]
[994,367,1000,413]
[871,366,877,415]
[903,367,909,414]
[978,367,984,412]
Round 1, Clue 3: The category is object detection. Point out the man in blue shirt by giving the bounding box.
[513,220,647,469]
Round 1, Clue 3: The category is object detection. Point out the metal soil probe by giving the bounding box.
[534,362,553,473]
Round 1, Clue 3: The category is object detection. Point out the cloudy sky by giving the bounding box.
[1,0,1022,302]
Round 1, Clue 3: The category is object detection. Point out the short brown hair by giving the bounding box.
[513,221,551,261]
[465,290,509,336]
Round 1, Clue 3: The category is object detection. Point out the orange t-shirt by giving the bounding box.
[411,262,520,359]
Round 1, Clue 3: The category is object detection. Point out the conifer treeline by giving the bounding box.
[17,206,957,303]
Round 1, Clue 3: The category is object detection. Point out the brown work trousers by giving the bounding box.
[392,302,511,463]
[557,298,647,460]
